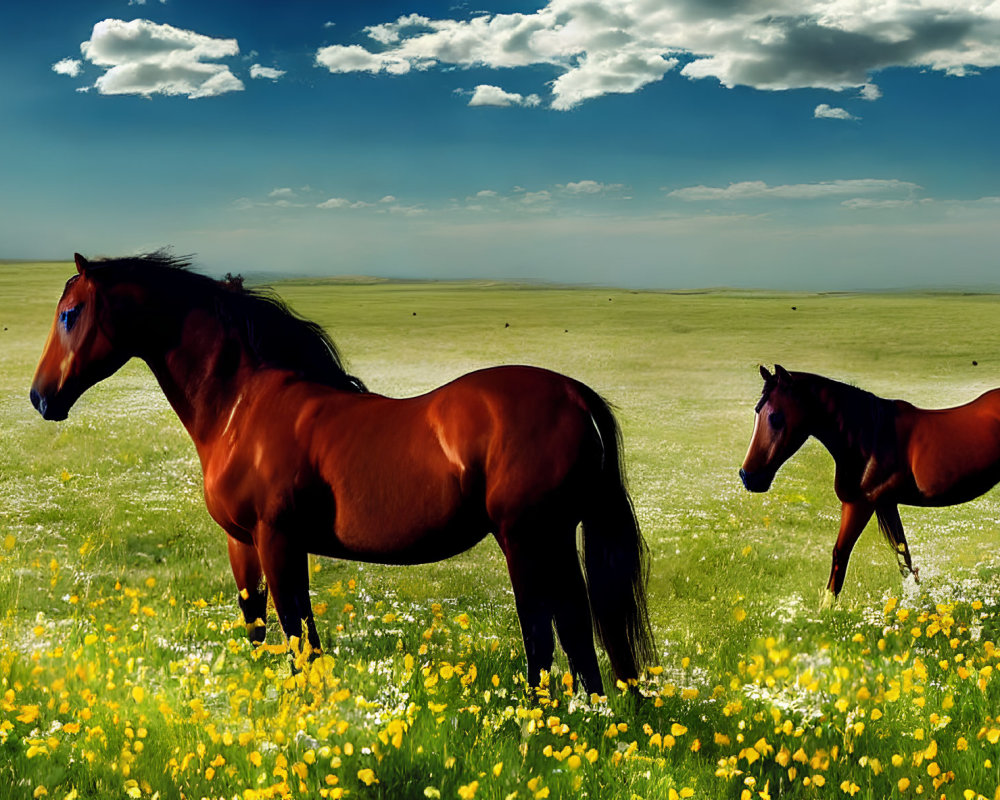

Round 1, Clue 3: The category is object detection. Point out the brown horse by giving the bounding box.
[30,253,654,693]
[741,365,1000,604]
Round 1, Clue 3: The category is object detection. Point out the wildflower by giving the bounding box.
[357,768,378,786]
[458,781,479,799]
[424,790,441,799]
[898,778,910,791]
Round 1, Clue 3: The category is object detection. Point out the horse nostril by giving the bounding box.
[30,388,49,418]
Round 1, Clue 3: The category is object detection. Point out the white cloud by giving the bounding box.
[314,2,1000,109]
[668,179,921,202]
[269,188,296,198]
[70,18,243,98]
[314,44,414,75]
[814,103,858,120]
[860,82,882,101]
[467,84,541,107]
[250,64,286,81]
[318,197,379,210]
[561,180,624,194]
[52,58,83,77]
[841,198,916,209]
[520,190,552,207]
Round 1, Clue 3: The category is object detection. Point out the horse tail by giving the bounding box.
[875,503,916,577]
[577,387,657,682]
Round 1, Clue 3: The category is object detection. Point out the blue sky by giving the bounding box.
[2,0,998,289]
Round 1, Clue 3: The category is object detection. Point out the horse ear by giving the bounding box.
[775,364,793,384]
[759,365,773,381]
[74,253,89,274]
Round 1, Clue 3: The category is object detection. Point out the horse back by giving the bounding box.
[295,365,602,560]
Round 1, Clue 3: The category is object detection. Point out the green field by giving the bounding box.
[3,260,1000,799]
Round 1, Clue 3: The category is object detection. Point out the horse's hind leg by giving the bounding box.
[497,520,603,695]
[227,534,268,645]
[551,549,603,696]
[255,524,322,655]
[496,526,555,689]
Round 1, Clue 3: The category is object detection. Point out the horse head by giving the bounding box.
[740,365,811,492]
[30,254,132,421]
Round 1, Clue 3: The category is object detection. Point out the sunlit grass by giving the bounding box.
[5,261,1000,797]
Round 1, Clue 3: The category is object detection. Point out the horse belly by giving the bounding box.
[909,424,1000,506]
[909,465,1000,507]
[313,508,490,565]
[309,466,490,565]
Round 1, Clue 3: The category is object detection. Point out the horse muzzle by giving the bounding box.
[30,387,68,421]
[739,467,773,493]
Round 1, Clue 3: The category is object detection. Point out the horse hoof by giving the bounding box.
[819,589,837,611]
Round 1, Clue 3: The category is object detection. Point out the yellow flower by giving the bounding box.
[357,768,378,786]
[458,781,479,799]
[492,762,503,777]
[2,535,14,551]
[733,607,747,622]
[671,723,688,737]
[898,778,910,791]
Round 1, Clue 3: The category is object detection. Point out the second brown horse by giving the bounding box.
[742,365,1000,603]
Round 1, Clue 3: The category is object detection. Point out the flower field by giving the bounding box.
[5,262,1000,798]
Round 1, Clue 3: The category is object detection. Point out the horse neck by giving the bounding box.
[138,300,250,445]
[796,373,888,463]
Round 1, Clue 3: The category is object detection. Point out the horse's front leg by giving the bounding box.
[255,524,322,658]
[227,534,268,645]
[823,500,875,607]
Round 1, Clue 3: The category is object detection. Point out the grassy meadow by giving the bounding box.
[4,260,1000,799]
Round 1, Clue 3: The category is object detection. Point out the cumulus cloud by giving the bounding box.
[560,180,624,194]
[314,43,414,75]
[814,103,858,120]
[860,82,882,101]
[66,18,243,98]
[668,179,921,202]
[314,1,1000,109]
[467,84,541,107]
[52,58,83,77]
[250,64,286,80]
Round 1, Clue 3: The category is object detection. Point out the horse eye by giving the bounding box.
[59,304,82,333]
[768,410,785,430]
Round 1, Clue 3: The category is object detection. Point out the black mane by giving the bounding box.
[87,253,367,393]
[792,371,897,459]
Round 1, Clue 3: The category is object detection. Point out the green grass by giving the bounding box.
[4,261,1000,799]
